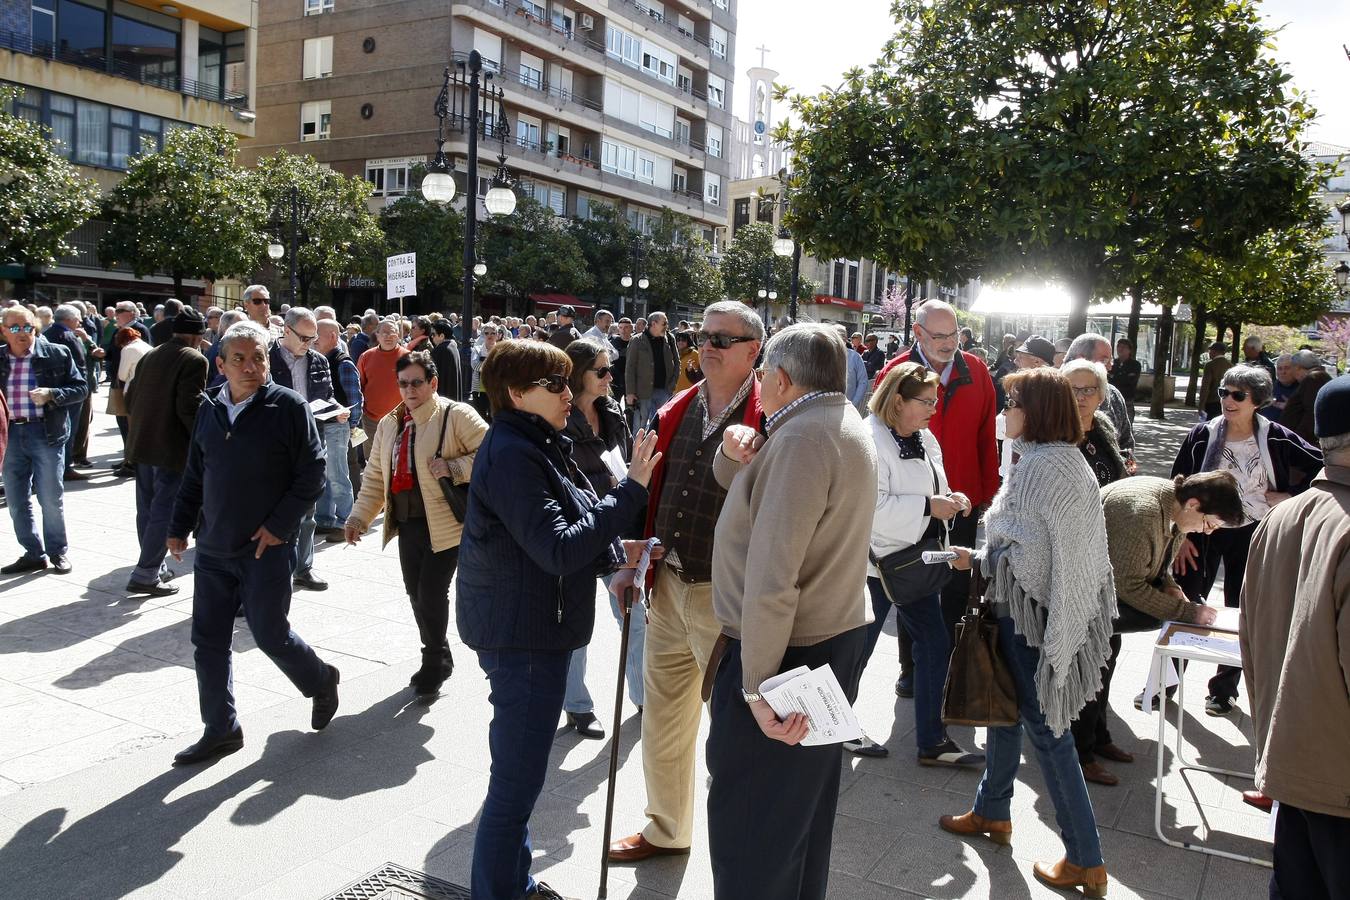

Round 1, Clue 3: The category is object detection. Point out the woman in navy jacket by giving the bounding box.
[455,338,661,900]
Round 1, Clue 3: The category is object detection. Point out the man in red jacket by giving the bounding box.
[873,300,999,690]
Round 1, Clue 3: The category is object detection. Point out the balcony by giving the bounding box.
[1,30,248,106]
[608,0,711,52]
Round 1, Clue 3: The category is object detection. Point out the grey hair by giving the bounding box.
[648,311,668,326]
[217,310,245,332]
[313,305,336,320]
[283,306,316,330]
[361,312,380,329]
[1061,358,1109,396]
[53,304,82,324]
[164,298,183,316]
[218,321,272,355]
[241,284,269,301]
[1275,353,1292,365]
[1243,334,1263,350]
[914,299,956,328]
[1221,364,1274,407]
[1290,349,1321,370]
[762,323,846,393]
[375,317,400,334]
[1320,432,1350,454]
[703,300,766,342]
[115,300,138,314]
[1065,333,1110,362]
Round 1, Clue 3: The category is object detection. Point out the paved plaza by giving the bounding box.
[0,405,1274,899]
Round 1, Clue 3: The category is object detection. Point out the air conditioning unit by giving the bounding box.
[579,12,594,29]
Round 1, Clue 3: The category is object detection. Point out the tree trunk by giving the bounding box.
[173,272,185,304]
[1126,281,1143,351]
[1231,322,1242,362]
[1149,303,1175,420]
[1185,304,1208,408]
[1067,278,1091,340]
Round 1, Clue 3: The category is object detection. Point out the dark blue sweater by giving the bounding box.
[169,382,325,558]
[455,409,648,652]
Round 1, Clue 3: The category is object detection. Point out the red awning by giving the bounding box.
[810,294,865,312]
[529,294,593,314]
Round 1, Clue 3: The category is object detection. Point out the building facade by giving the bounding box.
[2,0,258,307]
[243,0,736,315]
[1310,141,1350,317]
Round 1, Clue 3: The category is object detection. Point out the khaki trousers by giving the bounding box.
[640,565,723,849]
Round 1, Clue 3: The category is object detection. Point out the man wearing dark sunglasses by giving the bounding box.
[241,285,274,329]
[0,306,87,575]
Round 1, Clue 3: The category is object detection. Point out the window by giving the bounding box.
[516,116,541,150]
[707,74,725,109]
[304,0,333,14]
[847,262,859,300]
[706,124,722,158]
[705,173,721,205]
[12,85,42,126]
[602,139,637,178]
[75,100,108,167]
[638,94,673,138]
[519,51,544,90]
[519,179,566,215]
[606,24,641,69]
[672,167,687,193]
[677,72,692,94]
[365,158,422,197]
[301,100,331,141]
[48,93,75,158]
[638,157,655,183]
[57,0,105,63]
[675,117,690,145]
[711,0,727,9]
[676,13,693,37]
[733,197,750,230]
[112,5,180,87]
[642,44,676,84]
[110,107,133,168]
[757,195,776,222]
[550,6,573,35]
[31,0,55,50]
[577,192,611,220]
[9,87,175,170]
[473,27,501,70]
[302,36,333,79]
[709,24,727,59]
[520,0,544,19]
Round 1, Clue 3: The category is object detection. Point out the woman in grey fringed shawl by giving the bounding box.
[939,367,1116,899]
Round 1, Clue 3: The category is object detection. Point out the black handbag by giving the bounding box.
[433,401,471,522]
[869,454,953,604]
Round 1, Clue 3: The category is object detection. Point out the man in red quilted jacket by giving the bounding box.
[873,300,999,687]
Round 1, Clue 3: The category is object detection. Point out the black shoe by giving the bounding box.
[72,458,93,468]
[410,656,453,696]
[843,734,890,758]
[918,739,986,768]
[1,555,47,575]
[126,579,179,597]
[293,571,329,591]
[1205,695,1234,717]
[113,463,134,477]
[49,555,72,574]
[529,883,576,900]
[159,567,175,584]
[322,527,347,543]
[311,665,340,730]
[173,727,244,766]
[63,468,90,482]
[895,672,915,699]
[565,711,605,739]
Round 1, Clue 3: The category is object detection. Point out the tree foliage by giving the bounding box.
[720,222,815,307]
[99,125,264,299]
[1,87,100,268]
[779,0,1328,336]
[641,210,723,314]
[255,149,384,305]
[478,197,592,301]
[571,202,638,310]
[379,174,466,310]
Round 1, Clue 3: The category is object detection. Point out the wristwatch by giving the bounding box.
[741,689,764,704]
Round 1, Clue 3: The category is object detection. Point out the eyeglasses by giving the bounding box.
[753,367,771,382]
[907,396,939,409]
[1201,514,1224,533]
[527,373,568,394]
[697,332,756,350]
[588,365,613,378]
[1217,388,1248,402]
[1005,397,1021,409]
[1072,386,1100,398]
[287,325,318,345]
[921,327,959,343]
[397,378,428,390]
[5,325,36,334]
[246,296,269,305]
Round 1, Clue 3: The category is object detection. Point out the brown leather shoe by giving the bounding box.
[1081,761,1120,786]
[938,811,1012,846]
[1033,858,1109,898]
[1094,742,1134,764]
[606,832,689,862]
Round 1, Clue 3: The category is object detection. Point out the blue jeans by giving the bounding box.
[974,616,1103,868]
[865,578,948,751]
[133,465,180,584]
[472,648,571,900]
[191,547,328,736]
[316,422,354,529]
[2,422,67,559]
[563,575,647,713]
[636,388,673,432]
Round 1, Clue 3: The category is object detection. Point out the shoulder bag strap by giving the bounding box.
[434,400,452,460]
[925,452,951,545]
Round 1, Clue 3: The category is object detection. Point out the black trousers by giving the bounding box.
[706,626,867,900]
[1176,522,1257,701]
[1072,602,1174,762]
[1270,803,1350,900]
[395,516,458,670]
[898,512,977,674]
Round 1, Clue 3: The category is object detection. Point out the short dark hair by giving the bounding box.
[1002,368,1083,445]
[565,338,608,395]
[1174,471,1244,526]
[481,338,571,413]
[409,315,430,334]
[396,349,437,381]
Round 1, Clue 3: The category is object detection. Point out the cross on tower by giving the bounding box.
[755,44,771,67]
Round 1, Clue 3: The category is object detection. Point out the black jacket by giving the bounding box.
[169,382,325,557]
[1172,416,1323,496]
[268,344,334,403]
[561,395,632,497]
[430,339,462,400]
[124,341,209,472]
[0,336,88,446]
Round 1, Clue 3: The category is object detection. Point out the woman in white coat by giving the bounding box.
[859,361,983,767]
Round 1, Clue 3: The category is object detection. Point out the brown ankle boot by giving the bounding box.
[1033,858,1109,897]
[938,810,1012,846]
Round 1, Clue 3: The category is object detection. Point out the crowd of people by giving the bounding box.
[0,290,1344,900]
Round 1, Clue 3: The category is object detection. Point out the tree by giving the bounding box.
[379,177,466,312]
[99,125,264,301]
[780,0,1327,337]
[878,284,906,329]
[478,197,591,305]
[1,87,99,270]
[720,222,814,310]
[1315,316,1350,368]
[255,149,384,306]
[641,209,723,315]
[571,202,638,313]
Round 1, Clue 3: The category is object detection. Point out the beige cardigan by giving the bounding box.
[346,395,488,552]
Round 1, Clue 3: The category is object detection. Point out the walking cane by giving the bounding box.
[597,582,636,900]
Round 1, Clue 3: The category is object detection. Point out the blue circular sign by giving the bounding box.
[754,120,766,135]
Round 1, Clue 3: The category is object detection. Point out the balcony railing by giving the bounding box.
[0,30,248,106]
[613,0,711,51]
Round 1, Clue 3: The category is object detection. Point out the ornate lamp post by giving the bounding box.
[620,238,648,318]
[773,167,801,322]
[1335,260,1349,295]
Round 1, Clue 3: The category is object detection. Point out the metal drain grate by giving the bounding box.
[323,862,470,900]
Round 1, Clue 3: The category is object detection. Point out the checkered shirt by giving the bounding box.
[5,353,40,420]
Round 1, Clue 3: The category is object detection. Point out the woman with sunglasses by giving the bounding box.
[559,338,643,738]
[455,339,662,900]
[345,351,487,695]
[1170,364,1322,716]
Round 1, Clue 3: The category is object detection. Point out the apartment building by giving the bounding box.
[243,0,737,314]
[1,0,257,306]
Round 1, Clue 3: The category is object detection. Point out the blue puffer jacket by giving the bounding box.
[455,409,648,652]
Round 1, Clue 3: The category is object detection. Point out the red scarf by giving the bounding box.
[391,410,415,494]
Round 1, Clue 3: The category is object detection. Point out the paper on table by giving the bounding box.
[1168,632,1241,662]
[758,665,864,747]
[1142,621,1182,709]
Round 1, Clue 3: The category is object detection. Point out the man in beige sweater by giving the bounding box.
[705,323,877,900]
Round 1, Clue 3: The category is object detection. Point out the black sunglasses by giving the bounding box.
[588,365,613,378]
[527,373,568,394]
[696,332,755,350]
[1217,388,1248,402]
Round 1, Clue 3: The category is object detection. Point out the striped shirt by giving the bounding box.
[5,353,40,420]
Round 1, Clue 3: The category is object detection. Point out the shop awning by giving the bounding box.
[810,294,865,312]
[529,294,593,313]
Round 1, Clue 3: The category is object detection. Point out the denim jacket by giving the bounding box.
[0,337,89,446]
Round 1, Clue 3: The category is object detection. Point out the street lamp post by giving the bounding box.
[756,260,778,329]
[773,168,799,322]
[265,187,301,304]
[1335,260,1349,295]
[620,239,648,319]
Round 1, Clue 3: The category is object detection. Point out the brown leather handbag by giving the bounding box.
[941,559,1020,728]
